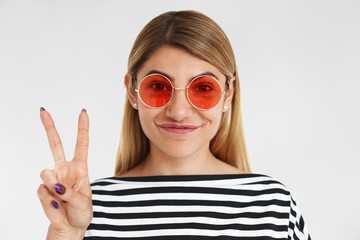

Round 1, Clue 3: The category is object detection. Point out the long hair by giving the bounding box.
[115,10,250,176]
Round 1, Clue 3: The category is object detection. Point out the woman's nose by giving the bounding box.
[165,89,193,121]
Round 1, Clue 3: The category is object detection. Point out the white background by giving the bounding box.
[0,0,359,239]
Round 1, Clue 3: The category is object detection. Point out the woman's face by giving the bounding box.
[127,45,234,160]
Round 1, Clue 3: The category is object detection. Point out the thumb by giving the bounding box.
[75,177,92,198]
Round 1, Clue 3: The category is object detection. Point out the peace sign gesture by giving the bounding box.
[37,108,92,240]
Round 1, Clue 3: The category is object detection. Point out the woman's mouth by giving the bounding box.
[157,123,201,134]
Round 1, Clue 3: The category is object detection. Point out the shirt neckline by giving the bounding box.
[108,173,267,182]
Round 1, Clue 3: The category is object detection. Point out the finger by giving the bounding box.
[75,175,92,198]
[41,169,70,199]
[40,169,63,196]
[73,109,89,163]
[40,109,66,165]
[40,169,90,204]
[37,184,66,227]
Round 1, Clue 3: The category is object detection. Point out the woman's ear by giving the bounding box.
[223,76,235,112]
[124,73,138,109]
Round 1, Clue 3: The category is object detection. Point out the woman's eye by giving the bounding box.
[195,84,213,92]
[151,82,170,91]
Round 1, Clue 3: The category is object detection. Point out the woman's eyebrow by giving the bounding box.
[145,70,172,80]
[144,70,220,82]
[200,71,219,81]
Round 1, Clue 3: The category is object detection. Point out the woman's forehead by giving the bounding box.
[136,46,226,82]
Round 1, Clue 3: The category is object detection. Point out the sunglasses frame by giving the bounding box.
[135,73,225,110]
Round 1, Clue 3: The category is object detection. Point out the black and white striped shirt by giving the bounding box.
[84,174,311,239]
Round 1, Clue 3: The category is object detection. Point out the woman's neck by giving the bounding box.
[120,144,242,177]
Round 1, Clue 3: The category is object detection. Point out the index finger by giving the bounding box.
[73,108,89,163]
[40,108,66,165]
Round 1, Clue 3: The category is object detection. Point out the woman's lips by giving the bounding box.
[157,123,201,134]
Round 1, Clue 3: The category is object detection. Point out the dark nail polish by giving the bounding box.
[62,200,67,204]
[54,184,66,195]
[51,200,59,209]
[40,107,45,112]
[81,108,87,113]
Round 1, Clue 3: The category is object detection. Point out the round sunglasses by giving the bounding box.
[135,73,225,110]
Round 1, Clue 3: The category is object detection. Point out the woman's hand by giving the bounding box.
[37,108,93,240]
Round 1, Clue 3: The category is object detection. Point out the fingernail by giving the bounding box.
[51,200,59,209]
[40,107,45,112]
[54,184,66,195]
[81,108,87,113]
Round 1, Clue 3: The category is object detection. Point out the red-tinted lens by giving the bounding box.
[138,74,173,108]
[188,76,222,109]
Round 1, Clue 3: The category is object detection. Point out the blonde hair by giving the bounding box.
[115,10,250,176]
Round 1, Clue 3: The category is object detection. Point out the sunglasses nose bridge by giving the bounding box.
[173,87,187,91]
[168,86,192,107]
[172,86,189,100]
[171,86,188,99]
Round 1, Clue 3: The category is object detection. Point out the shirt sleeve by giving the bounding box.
[287,196,311,240]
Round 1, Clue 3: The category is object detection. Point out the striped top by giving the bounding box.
[84,174,311,240]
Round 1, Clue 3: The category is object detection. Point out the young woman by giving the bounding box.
[38,11,311,240]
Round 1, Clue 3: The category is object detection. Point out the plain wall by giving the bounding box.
[0,0,359,239]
